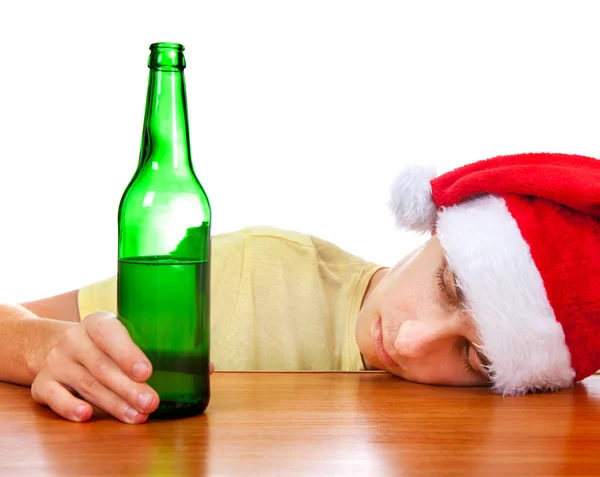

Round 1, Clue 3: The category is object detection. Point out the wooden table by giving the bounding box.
[1,372,600,476]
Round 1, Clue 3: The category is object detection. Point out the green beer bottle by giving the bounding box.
[117,42,211,419]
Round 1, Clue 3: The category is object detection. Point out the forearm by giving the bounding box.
[0,303,75,386]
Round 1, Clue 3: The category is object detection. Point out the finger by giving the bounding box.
[75,332,159,414]
[69,363,149,424]
[31,380,94,423]
[84,312,153,382]
[210,362,215,375]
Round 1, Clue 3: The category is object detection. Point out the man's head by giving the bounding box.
[357,152,600,395]
[357,235,492,387]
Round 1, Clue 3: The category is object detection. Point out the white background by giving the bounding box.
[1,1,599,302]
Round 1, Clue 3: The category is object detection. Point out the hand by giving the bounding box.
[31,311,214,424]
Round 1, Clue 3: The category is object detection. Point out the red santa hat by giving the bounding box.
[390,152,600,396]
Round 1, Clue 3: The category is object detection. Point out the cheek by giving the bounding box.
[380,276,429,322]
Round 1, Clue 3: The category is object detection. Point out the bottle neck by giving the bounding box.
[138,66,193,172]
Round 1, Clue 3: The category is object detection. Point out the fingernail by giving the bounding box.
[125,407,140,423]
[75,404,88,421]
[138,392,153,410]
[132,361,149,380]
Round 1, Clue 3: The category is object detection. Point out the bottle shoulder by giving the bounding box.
[123,168,207,194]
[119,172,210,214]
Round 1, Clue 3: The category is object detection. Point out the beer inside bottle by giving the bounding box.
[117,42,211,419]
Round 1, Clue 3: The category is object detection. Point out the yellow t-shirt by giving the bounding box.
[78,226,383,372]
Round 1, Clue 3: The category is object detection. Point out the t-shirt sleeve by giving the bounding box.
[78,275,118,321]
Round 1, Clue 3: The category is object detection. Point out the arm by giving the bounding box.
[20,289,81,323]
[0,303,75,386]
[0,290,82,385]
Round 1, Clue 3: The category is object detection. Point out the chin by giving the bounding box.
[357,339,381,371]
[356,310,383,369]
[365,354,382,371]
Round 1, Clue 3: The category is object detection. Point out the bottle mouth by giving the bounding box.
[150,42,184,51]
[148,42,186,70]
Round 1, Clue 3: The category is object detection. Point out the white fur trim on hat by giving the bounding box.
[436,195,576,396]
[389,164,437,233]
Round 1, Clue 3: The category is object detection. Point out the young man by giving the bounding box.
[1,152,598,425]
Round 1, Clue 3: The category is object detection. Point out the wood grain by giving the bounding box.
[1,372,600,476]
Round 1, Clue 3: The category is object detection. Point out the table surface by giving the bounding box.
[1,371,600,477]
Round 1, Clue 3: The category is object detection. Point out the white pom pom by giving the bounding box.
[389,163,438,233]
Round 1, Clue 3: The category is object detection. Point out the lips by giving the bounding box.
[372,316,397,369]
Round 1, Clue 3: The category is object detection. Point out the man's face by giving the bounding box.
[356,236,491,387]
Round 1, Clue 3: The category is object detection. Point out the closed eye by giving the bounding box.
[462,340,479,377]
[435,266,452,301]
[435,264,460,307]
[438,263,492,384]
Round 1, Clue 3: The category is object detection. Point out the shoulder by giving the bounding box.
[215,226,316,246]
[212,226,318,258]
[214,226,374,267]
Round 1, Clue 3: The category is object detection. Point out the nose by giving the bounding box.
[393,318,460,358]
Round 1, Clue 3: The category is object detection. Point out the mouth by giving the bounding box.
[372,316,397,369]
